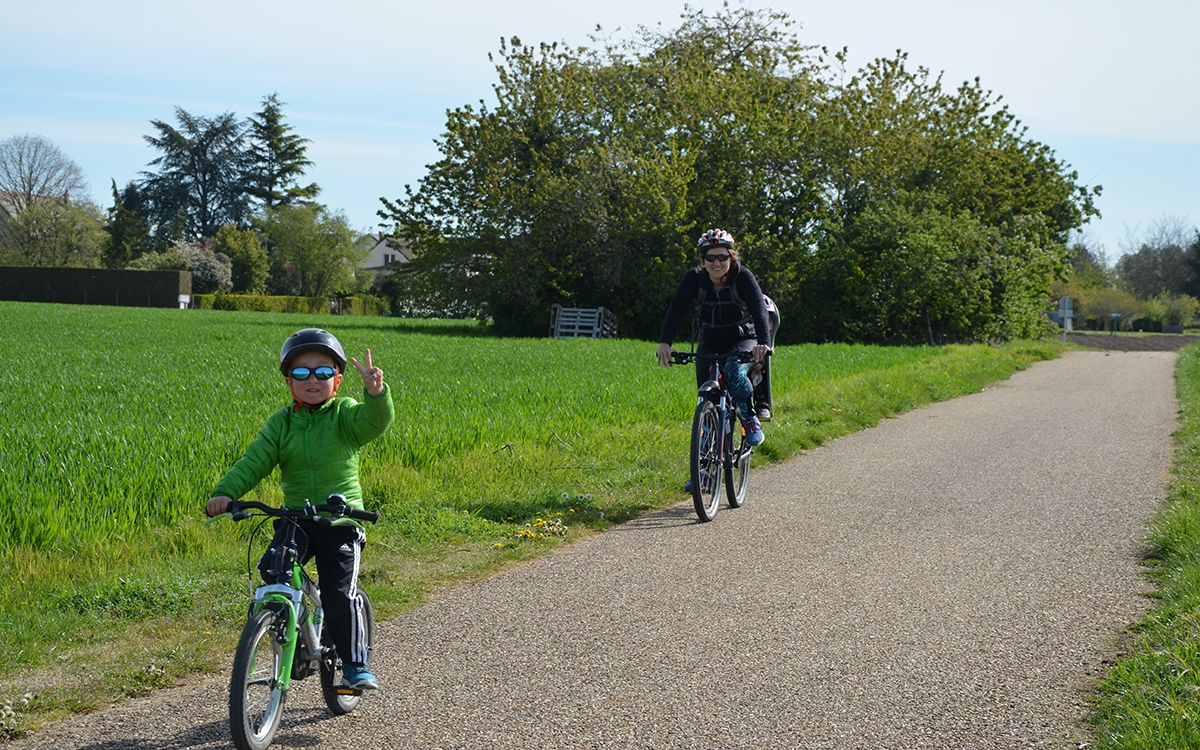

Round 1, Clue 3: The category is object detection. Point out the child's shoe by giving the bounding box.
[342,663,379,690]
[744,416,765,446]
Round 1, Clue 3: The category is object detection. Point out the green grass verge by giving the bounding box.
[1089,343,1200,748]
[0,302,1063,738]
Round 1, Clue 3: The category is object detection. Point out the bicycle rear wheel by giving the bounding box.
[230,608,288,750]
[725,415,750,508]
[690,400,723,522]
[320,588,376,715]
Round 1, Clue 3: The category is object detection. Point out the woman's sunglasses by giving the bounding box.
[704,253,731,263]
[288,365,338,381]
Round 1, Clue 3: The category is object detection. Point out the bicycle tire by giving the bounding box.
[230,608,288,750]
[725,414,750,508]
[690,400,723,522]
[320,588,376,715]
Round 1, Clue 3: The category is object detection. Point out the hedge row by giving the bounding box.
[191,293,387,316]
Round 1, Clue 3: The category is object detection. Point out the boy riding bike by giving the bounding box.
[206,328,394,690]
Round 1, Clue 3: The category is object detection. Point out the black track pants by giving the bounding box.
[259,520,370,667]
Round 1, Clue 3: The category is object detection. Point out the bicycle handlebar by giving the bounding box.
[669,350,770,365]
[225,497,380,525]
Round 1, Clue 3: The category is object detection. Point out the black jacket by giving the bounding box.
[658,263,771,352]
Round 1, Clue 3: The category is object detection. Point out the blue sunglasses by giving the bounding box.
[288,365,337,381]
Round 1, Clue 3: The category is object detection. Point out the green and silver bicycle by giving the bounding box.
[213,495,378,750]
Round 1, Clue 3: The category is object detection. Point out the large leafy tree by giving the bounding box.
[381,6,1099,343]
[0,199,105,267]
[802,54,1100,342]
[257,204,364,297]
[0,134,88,214]
[212,224,269,293]
[1186,232,1200,299]
[1115,218,1196,298]
[629,7,833,333]
[382,9,829,338]
[245,94,319,212]
[382,37,698,335]
[1116,242,1191,298]
[140,108,250,241]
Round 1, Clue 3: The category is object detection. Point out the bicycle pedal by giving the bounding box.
[334,686,363,696]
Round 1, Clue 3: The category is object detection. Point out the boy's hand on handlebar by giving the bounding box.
[656,343,674,367]
[350,347,385,396]
[206,496,232,517]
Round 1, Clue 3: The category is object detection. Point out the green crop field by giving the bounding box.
[0,301,1061,736]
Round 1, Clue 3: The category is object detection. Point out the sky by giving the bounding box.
[2,0,1197,261]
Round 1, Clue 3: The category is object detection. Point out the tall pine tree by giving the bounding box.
[103,180,151,267]
[141,107,250,240]
[245,94,319,212]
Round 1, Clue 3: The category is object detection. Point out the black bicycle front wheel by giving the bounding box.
[725,414,750,508]
[690,400,723,522]
[230,608,288,750]
[320,588,376,715]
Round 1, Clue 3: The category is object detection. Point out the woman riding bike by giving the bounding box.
[656,228,773,447]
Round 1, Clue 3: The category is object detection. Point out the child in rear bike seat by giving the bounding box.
[205,327,394,691]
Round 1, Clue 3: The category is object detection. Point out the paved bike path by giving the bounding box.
[8,351,1177,749]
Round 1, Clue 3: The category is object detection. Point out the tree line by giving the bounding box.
[0,94,369,299]
[4,7,1195,341]
[380,6,1103,343]
[1059,219,1200,331]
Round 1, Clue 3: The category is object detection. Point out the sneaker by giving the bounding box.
[342,663,379,690]
[744,416,765,447]
[756,407,772,422]
[683,479,693,493]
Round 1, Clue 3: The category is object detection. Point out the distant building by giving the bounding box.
[0,192,20,226]
[356,233,413,275]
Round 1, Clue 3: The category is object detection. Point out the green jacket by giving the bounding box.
[213,385,395,513]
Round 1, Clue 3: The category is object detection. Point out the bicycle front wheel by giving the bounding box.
[230,608,288,750]
[690,400,723,522]
[320,588,376,715]
[725,415,750,508]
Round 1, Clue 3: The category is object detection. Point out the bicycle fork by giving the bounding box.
[250,577,322,693]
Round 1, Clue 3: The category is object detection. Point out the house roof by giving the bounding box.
[357,232,414,262]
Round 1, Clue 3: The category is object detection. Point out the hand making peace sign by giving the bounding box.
[350,348,385,396]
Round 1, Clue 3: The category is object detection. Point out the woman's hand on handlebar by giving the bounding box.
[752,344,772,363]
[206,495,233,517]
[656,342,674,368]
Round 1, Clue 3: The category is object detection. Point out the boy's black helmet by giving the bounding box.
[279,328,346,373]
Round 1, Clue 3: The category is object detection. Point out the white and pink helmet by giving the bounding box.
[697,228,735,251]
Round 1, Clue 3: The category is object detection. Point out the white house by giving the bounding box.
[0,192,20,226]
[356,233,413,275]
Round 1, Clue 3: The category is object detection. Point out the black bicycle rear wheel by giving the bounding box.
[690,400,723,522]
[230,608,288,750]
[320,588,376,715]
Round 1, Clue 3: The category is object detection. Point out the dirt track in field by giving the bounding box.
[1060,331,1200,351]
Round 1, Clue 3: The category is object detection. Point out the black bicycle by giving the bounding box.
[670,350,763,522]
[212,496,378,750]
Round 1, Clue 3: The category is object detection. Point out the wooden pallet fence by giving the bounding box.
[549,304,619,338]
